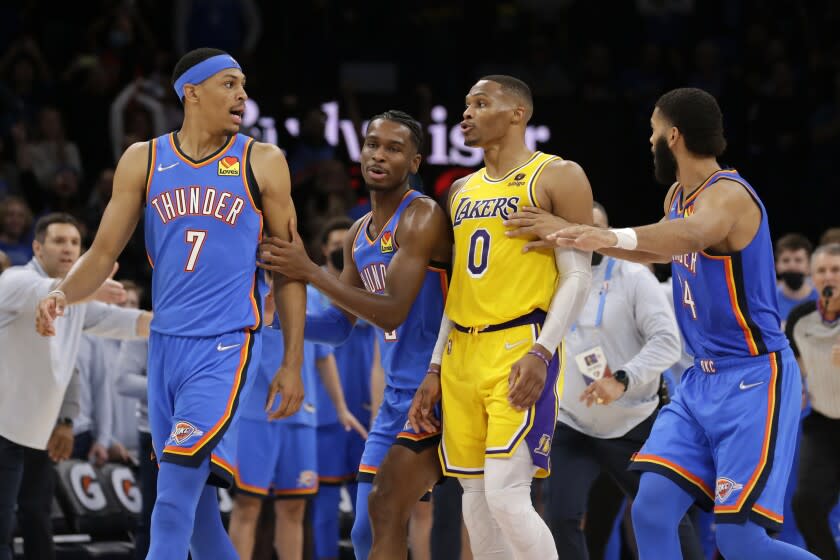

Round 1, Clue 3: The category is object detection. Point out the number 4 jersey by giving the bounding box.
[668,169,787,359]
[447,151,560,328]
[144,132,265,336]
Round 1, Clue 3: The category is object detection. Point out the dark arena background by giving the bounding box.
[0,1,839,559]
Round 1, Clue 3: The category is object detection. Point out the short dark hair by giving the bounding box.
[819,227,840,246]
[120,279,144,298]
[367,110,424,151]
[655,88,727,157]
[775,233,813,258]
[34,213,81,243]
[171,48,229,95]
[319,216,354,245]
[480,75,534,119]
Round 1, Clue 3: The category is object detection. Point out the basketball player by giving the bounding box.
[507,87,816,560]
[230,280,363,560]
[409,75,593,560]
[35,48,306,559]
[258,110,450,560]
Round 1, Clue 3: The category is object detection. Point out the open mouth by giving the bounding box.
[460,122,474,133]
[230,108,244,125]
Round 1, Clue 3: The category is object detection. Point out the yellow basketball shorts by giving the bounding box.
[439,321,564,479]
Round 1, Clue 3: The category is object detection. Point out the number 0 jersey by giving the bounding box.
[668,169,787,358]
[446,152,560,327]
[144,132,265,337]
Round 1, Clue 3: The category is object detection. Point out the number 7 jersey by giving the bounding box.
[144,132,265,336]
[668,169,787,358]
[447,152,560,328]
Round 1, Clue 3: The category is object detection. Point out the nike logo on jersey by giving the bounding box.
[217,342,241,352]
[157,162,179,172]
[504,339,528,350]
[739,380,764,390]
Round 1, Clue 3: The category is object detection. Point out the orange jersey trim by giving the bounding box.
[273,486,319,497]
[318,474,354,484]
[428,266,449,302]
[633,453,714,501]
[363,189,414,244]
[240,137,262,215]
[397,430,441,442]
[163,331,251,456]
[752,503,783,524]
[168,133,237,168]
[716,353,779,514]
[145,139,157,202]
[358,464,378,475]
[701,252,759,355]
[211,454,236,478]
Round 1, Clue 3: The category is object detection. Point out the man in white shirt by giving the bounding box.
[547,203,703,559]
[0,213,151,560]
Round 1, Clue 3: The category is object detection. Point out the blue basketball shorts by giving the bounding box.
[147,329,260,488]
[630,347,801,530]
[317,423,365,485]
[358,385,440,484]
[234,418,318,499]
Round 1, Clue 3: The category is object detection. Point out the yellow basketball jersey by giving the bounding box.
[447,152,560,327]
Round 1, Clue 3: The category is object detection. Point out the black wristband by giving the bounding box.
[613,370,629,392]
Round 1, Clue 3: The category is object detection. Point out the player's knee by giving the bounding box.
[714,523,761,558]
[367,483,404,526]
[232,495,262,524]
[630,485,664,532]
[275,499,307,523]
[484,485,530,525]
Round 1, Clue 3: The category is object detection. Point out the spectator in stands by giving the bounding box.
[81,168,114,239]
[821,227,840,246]
[174,0,262,59]
[28,106,83,190]
[776,233,819,324]
[787,243,840,560]
[109,79,166,163]
[0,249,9,273]
[115,320,152,560]
[110,281,143,460]
[0,195,33,265]
[0,36,53,127]
[0,213,150,560]
[0,136,20,198]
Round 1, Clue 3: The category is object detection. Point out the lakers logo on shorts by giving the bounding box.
[167,421,205,446]
[715,477,743,503]
[534,434,552,456]
[218,156,240,176]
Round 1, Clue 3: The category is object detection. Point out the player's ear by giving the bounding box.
[410,152,422,175]
[668,126,680,148]
[511,105,526,125]
[183,84,199,104]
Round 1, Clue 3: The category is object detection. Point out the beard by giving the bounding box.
[653,137,678,185]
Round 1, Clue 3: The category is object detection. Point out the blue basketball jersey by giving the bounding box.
[308,287,376,427]
[352,190,448,389]
[668,170,787,358]
[240,322,328,426]
[144,132,265,336]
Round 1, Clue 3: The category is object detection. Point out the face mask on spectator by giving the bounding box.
[329,247,344,271]
[778,271,805,291]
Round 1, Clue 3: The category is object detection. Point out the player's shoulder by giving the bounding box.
[539,157,586,179]
[664,182,680,214]
[121,140,153,166]
[402,193,448,230]
[248,140,287,164]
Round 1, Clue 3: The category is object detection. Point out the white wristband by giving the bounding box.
[610,228,638,250]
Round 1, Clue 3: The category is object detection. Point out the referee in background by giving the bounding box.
[788,242,840,560]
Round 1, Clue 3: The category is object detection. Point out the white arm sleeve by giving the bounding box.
[430,311,453,367]
[536,248,592,355]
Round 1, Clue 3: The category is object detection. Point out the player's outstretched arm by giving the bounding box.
[36,142,148,330]
[262,198,450,333]
[252,142,306,419]
[548,179,752,258]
